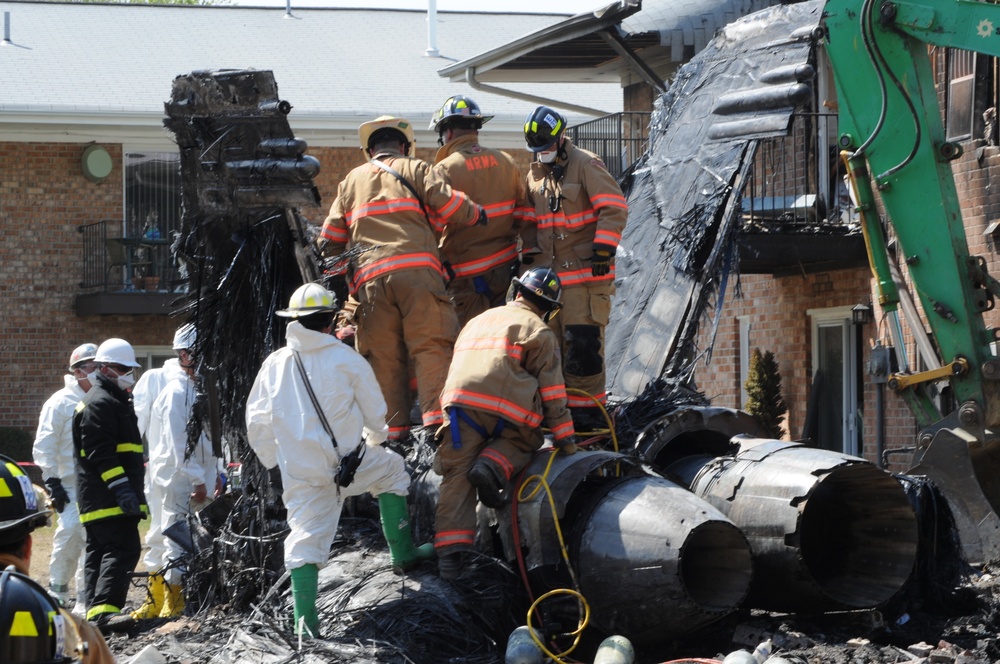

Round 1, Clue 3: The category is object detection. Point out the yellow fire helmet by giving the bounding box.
[358,115,415,156]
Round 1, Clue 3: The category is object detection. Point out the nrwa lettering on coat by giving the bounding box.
[464,154,499,171]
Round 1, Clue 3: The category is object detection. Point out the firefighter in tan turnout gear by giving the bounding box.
[434,267,577,580]
[319,115,487,444]
[522,106,628,432]
[431,95,527,327]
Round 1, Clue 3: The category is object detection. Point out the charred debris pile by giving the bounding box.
[146,63,987,664]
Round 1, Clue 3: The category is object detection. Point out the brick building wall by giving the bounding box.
[1,142,172,433]
[692,141,1000,471]
[0,138,534,437]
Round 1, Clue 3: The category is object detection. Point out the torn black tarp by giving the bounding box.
[605,0,825,401]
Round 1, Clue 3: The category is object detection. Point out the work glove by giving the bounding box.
[107,478,141,517]
[475,205,489,227]
[44,477,70,514]
[556,435,578,456]
[591,243,614,277]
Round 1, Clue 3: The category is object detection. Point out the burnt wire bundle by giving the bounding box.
[164,69,323,610]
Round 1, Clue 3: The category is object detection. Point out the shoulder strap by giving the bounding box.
[371,158,429,220]
[292,350,339,453]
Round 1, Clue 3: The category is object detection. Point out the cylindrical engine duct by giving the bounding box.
[638,407,919,613]
[571,475,753,642]
[507,451,753,644]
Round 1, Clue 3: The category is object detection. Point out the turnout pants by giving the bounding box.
[548,283,613,409]
[356,269,459,438]
[83,516,142,621]
[448,261,517,329]
[433,408,542,554]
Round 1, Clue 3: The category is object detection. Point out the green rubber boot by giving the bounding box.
[289,564,320,638]
[378,493,436,573]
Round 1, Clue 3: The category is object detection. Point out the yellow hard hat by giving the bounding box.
[358,115,415,154]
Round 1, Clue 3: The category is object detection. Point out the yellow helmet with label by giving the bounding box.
[358,115,415,155]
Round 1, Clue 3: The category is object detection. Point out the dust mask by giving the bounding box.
[538,150,558,164]
[85,370,100,386]
[116,373,136,391]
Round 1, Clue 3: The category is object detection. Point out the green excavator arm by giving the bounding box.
[823,0,1000,563]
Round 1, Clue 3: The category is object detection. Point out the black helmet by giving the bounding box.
[508,267,562,322]
[429,96,493,133]
[523,105,567,153]
[0,456,50,547]
[0,569,82,663]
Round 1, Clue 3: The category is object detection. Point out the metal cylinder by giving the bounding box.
[593,635,635,664]
[505,625,543,664]
[572,476,753,640]
[257,137,308,157]
[508,451,753,644]
[224,156,320,180]
[638,407,919,612]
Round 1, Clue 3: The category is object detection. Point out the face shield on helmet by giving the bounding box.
[524,106,567,154]
[0,456,51,547]
[358,115,415,156]
[0,569,84,663]
[276,283,338,319]
[67,343,98,372]
[507,267,563,323]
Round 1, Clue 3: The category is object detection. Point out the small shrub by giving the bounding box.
[744,348,788,439]
[0,426,34,462]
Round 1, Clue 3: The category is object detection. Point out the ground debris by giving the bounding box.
[108,535,1000,664]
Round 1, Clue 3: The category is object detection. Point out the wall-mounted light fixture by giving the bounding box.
[985,219,1000,253]
[852,302,872,325]
[81,144,113,183]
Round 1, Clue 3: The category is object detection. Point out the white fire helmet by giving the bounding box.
[275,283,338,318]
[94,338,141,368]
[172,323,197,351]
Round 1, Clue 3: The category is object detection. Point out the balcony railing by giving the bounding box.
[737,112,867,274]
[569,112,650,180]
[78,220,180,291]
[75,220,182,316]
[740,112,857,231]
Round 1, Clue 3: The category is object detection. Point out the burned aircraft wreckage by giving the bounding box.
[161,6,950,659]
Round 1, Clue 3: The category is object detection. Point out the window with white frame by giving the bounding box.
[131,346,176,380]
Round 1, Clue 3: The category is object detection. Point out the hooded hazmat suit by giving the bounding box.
[245,321,411,569]
[143,372,219,586]
[32,374,87,607]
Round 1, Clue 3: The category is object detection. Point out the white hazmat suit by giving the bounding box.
[245,321,410,569]
[133,358,186,439]
[143,373,219,585]
[32,374,87,607]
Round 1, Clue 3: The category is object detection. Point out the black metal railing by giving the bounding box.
[570,112,651,180]
[740,112,856,231]
[78,220,180,292]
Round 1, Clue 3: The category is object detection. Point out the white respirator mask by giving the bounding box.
[538,150,558,164]
[116,373,136,390]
